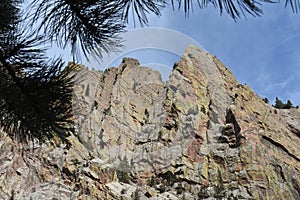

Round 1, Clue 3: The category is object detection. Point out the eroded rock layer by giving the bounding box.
[0,46,299,199]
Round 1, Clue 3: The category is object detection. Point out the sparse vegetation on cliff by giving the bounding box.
[273,97,298,109]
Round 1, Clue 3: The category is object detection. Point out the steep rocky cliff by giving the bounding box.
[0,46,299,199]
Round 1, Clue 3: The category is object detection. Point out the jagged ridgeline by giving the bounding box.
[0,46,299,199]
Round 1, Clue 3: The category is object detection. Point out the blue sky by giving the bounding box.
[111,3,300,106]
[40,2,300,106]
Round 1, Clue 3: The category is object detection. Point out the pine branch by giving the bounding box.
[0,33,75,142]
[120,0,167,26]
[285,0,300,12]
[29,0,125,62]
[171,0,277,19]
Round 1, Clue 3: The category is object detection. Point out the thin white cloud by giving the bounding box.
[259,74,294,92]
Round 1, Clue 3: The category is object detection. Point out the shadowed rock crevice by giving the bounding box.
[261,135,300,162]
[219,109,243,148]
[162,101,180,131]
[287,123,300,138]
[0,46,299,199]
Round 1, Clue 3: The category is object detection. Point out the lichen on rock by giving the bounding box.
[0,46,299,199]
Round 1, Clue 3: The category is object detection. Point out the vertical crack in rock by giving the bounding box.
[219,109,242,148]
[162,88,180,132]
[0,46,299,199]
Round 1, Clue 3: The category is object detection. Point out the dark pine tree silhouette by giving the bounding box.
[274,97,285,109]
[0,0,75,142]
[27,0,300,62]
[29,0,127,62]
[284,100,293,109]
[274,97,295,109]
[1,0,300,142]
[263,97,269,104]
[171,0,300,19]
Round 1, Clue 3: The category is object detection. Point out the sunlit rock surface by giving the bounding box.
[0,46,299,199]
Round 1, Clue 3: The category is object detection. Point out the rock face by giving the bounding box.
[0,46,299,199]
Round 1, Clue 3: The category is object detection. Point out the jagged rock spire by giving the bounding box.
[0,46,299,199]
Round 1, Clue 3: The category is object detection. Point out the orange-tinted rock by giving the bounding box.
[0,46,299,199]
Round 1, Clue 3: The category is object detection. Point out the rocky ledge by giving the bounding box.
[0,46,299,199]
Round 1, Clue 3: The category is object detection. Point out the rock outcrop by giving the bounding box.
[0,46,299,199]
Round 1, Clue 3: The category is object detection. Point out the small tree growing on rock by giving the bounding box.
[273,97,295,109]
